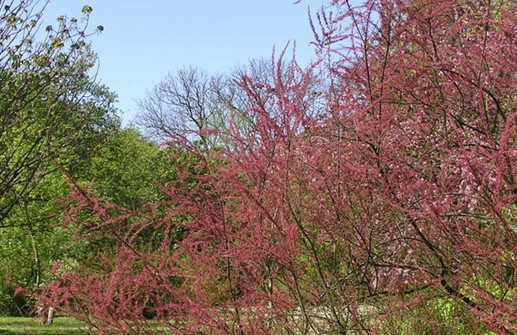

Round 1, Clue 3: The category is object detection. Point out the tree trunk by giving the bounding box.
[25,201,55,325]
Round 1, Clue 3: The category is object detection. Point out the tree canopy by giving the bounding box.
[0,0,118,222]
[0,0,119,316]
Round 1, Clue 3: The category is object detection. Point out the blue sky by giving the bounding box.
[44,1,325,125]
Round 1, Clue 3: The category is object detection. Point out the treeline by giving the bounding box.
[0,1,173,315]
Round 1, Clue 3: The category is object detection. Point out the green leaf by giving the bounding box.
[81,5,93,14]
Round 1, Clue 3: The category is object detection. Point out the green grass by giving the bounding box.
[0,317,88,335]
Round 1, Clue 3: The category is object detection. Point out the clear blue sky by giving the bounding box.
[44,1,326,125]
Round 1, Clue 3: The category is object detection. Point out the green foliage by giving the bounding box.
[0,283,31,316]
[377,296,498,335]
[0,168,87,316]
[84,128,170,207]
[0,0,119,316]
[0,127,182,316]
[81,5,93,14]
[0,1,120,222]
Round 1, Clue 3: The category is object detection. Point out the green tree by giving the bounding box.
[0,0,118,316]
[0,0,114,221]
[84,128,172,207]
[0,128,178,316]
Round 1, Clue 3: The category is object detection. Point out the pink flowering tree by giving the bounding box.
[37,0,516,334]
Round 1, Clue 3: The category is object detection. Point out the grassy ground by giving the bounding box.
[0,317,88,335]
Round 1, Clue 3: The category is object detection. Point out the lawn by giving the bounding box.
[0,317,88,335]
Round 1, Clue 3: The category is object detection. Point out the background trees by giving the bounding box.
[0,0,114,221]
[0,0,119,315]
[137,66,219,144]
[32,0,517,334]
[83,128,172,206]
[136,56,324,147]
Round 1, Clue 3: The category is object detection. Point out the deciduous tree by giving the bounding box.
[137,56,324,147]
[40,0,516,334]
[0,0,118,316]
[0,0,113,222]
